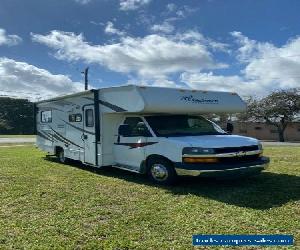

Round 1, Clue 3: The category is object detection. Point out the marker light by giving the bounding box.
[183,157,219,163]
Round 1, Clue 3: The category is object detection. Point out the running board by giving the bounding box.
[112,165,141,173]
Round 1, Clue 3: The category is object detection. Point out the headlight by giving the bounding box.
[182,147,215,155]
[257,142,263,157]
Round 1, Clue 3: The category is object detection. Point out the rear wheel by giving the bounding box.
[147,158,177,185]
[57,148,67,164]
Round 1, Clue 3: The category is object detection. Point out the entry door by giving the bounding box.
[114,117,151,170]
[83,106,96,165]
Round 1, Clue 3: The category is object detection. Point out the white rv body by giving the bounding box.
[36,85,269,183]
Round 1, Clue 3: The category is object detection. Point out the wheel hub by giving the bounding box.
[151,164,168,181]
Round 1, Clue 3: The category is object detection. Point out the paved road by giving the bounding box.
[262,141,300,147]
[0,138,36,144]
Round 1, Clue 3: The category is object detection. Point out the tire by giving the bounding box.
[147,157,177,185]
[57,148,67,164]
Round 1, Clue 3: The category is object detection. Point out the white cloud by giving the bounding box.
[176,30,229,52]
[162,4,198,23]
[104,21,126,36]
[27,29,300,96]
[90,21,104,26]
[0,28,22,46]
[31,30,225,78]
[166,3,177,12]
[180,72,260,96]
[151,78,178,87]
[230,31,258,62]
[232,32,300,90]
[0,57,84,100]
[25,27,300,97]
[181,33,300,96]
[150,22,174,33]
[175,5,197,18]
[120,0,151,11]
[126,76,179,88]
[74,0,91,5]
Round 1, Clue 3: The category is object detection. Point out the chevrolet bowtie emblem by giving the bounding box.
[236,151,246,157]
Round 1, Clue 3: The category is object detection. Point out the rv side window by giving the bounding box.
[123,117,152,137]
[75,114,82,122]
[41,110,52,123]
[85,109,94,127]
[69,114,82,122]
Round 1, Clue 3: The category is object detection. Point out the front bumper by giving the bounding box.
[174,156,270,178]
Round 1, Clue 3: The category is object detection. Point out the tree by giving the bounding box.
[246,88,300,142]
[0,97,34,135]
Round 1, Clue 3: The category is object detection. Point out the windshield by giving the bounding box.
[145,115,227,137]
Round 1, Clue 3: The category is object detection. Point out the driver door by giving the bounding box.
[113,117,152,171]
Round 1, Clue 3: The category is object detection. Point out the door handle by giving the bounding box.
[81,134,88,140]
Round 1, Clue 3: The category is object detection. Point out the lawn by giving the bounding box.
[0,146,299,249]
[0,135,36,138]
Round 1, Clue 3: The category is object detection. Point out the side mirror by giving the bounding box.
[118,124,131,137]
[136,122,152,137]
[226,122,234,134]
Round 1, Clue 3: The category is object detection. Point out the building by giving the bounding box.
[232,122,300,142]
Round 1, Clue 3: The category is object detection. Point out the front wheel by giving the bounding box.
[147,158,177,185]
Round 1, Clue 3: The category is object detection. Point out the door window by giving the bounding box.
[85,109,94,127]
[123,117,152,137]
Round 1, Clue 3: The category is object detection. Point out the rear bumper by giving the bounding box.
[174,157,270,178]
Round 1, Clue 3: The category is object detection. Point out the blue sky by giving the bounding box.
[0,0,300,100]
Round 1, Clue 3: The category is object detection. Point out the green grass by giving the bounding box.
[0,146,299,249]
[0,143,34,147]
[0,135,35,138]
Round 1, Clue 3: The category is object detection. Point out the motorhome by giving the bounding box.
[35,85,270,184]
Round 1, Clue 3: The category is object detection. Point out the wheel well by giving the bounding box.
[145,154,173,170]
[54,146,63,156]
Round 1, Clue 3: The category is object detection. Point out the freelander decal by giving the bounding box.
[50,127,84,149]
[63,120,95,135]
[37,131,54,142]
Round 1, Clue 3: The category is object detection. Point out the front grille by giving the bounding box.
[214,145,259,154]
[218,154,260,164]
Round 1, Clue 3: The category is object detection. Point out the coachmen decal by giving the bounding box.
[181,95,219,104]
